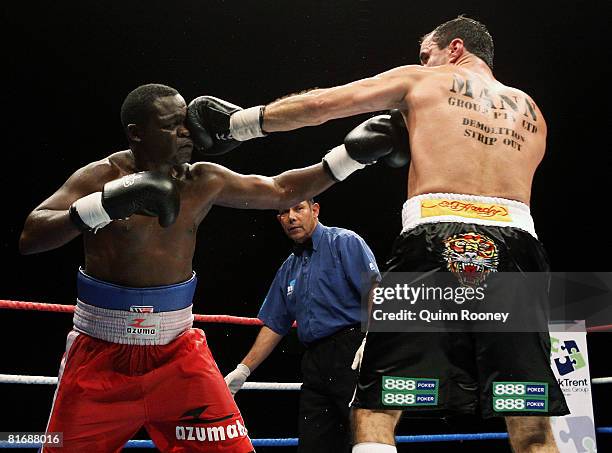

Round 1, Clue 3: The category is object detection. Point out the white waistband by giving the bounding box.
[73,299,194,345]
[401,193,537,238]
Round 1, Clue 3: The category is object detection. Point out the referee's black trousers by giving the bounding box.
[298,326,364,453]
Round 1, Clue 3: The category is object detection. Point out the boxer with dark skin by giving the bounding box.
[19,84,404,452]
[188,15,568,453]
[19,91,333,284]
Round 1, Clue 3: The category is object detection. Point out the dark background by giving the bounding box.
[1,0,610,451]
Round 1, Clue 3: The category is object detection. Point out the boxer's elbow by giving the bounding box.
[18,215,62,255]
[273,180,300,210]
[18,230,67,255]
[18,229,37,255]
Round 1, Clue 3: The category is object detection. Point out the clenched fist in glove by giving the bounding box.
[322,110,410,181]
[186,96,266,156]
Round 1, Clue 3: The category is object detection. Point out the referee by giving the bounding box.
[225,199,380,453]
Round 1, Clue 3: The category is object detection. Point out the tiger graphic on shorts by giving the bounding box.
[442,232,499,286]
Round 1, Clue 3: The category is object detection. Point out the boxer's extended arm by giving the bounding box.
[261,65,419,132]
[190,66,421,140]
[203,113,408,209]
[19,162,111,255]
[204,161,335,210]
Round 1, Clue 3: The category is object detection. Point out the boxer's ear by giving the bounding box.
[127,124,142,143]
[448,38,464,63]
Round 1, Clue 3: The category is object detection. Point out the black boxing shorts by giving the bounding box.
[351,194,569,418]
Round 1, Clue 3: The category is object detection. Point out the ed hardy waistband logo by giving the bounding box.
[421,199,512,222]
[175,419,248,442]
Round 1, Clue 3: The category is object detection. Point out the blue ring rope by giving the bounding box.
[1,428,610,448]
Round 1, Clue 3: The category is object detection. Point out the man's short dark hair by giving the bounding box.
[423,15,494,69]
[120,83,179,130]
[278,199,316,214]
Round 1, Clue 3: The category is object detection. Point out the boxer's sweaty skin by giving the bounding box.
[256,30,558,451]
[263,35,546,206]
[402,67,545,205]
[19,95,334,286]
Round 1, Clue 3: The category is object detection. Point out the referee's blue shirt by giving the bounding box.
[258,223,380,345]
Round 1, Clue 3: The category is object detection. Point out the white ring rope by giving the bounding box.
[0,374,302,389]
[1,373,610,387]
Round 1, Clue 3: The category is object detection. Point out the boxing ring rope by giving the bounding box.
[0,374,302,390]
[2,373,611,388]
[2,431,612,449]
[0,300,265,326]
[1,299,611,449]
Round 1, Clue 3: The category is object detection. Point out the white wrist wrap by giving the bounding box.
[237,363,251,377]
[323,145,366,181]
[73,192,112,231]
[230,106,266,141]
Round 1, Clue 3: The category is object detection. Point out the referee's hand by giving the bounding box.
[224,363,251,396]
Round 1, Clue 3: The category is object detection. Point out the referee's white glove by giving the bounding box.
[351,336,367,371]
[224,364,251,396]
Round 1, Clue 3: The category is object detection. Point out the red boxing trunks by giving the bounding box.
[43,271,254,452]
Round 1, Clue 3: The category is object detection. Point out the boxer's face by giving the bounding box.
[277,201,320,244]
[132,94,193,166]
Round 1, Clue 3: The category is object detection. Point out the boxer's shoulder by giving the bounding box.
[189,161,228,181]
[186,161,235,193]
[67,152,126,192]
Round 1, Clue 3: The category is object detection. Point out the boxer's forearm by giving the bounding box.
[262,91,330,131]
[241,326,284,372]
[212,162,334,210]
[19,209,82,255]
[263,86,365,132]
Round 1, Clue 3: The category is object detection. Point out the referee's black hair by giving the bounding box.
[277,199,317,213]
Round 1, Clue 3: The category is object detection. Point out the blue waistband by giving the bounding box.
[77,268,197,312]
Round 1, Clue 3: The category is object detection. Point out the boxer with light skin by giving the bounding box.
[187,15,568,453]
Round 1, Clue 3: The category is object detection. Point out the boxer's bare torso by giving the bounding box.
[26,151,229,286]
[80,153,216,286]
[403,65,546,204]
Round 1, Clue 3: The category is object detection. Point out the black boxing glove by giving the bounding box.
[322,112,410,181]
[186,96,266,156]
[383,110,411,168]
[69,172,180,232]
